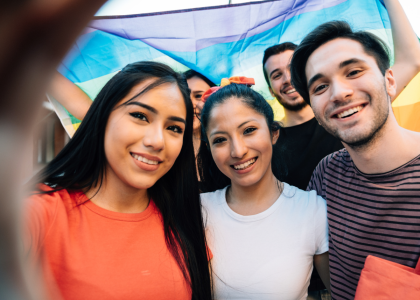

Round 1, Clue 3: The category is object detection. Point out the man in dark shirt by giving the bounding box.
[263,43,343,191]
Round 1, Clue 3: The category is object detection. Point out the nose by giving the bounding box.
[142,123,164,151]
[330,78,353,102]
[230,135,248,159]
[283,70,291,84]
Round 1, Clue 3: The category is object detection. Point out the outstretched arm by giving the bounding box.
[0,0,106,298]
[384,0,420,101]
[48,72,92,120]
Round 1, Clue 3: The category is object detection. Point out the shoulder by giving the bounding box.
[24,185,82,252]
[200,187,228,225]
[25,185,84,221]
[284,183,326,210]
[316,148,349,173]
[200,187,227,208]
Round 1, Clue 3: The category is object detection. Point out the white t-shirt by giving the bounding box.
[201,182,328,300]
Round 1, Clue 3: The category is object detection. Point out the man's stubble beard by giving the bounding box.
[316,82,390,152]
[273,91,308,112]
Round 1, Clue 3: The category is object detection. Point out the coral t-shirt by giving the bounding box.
[24,185,191,300]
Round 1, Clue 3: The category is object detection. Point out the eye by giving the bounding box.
[348,70,361,77]
[194,94,203,99]
[244,127,257,135]
[273,73,282,80]
[314,84,328,93]
[130,112,148,122]
[168,125,184,134]
[212,137,226,145]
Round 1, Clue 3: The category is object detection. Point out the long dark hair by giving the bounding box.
[31,61,212,300]
[197,83,287,192]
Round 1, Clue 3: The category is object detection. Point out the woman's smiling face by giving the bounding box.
[206,97,277,187]
[104,80,187,191]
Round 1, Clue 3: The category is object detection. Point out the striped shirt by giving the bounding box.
[307,149,420,300]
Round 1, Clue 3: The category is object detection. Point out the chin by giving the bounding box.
[334,125,378,148]
[127,177,158,190]
[231,175,260,188]
[341,132,376,148]
[279,99,307,112]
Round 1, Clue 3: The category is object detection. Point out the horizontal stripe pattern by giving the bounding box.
[307,149,420,300]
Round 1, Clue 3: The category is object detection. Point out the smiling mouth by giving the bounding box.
[231,157,257,170]
[131,153,160,165]
[284,88,296,95]
[335,105,365,119]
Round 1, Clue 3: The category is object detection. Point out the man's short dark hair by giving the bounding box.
[290,21,390,104]
[262,42,297,86]
[183,69,216,87]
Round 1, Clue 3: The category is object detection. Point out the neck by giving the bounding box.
[228,166,281,216]
[281,105,314,127]
[345,113,420,174]
[85,165,150,213]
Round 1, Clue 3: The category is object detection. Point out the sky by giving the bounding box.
[95,0,420,36]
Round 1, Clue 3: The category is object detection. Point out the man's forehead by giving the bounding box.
[265,50,294,71]
[306,38,369,76]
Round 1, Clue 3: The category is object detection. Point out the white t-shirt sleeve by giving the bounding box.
[314,195,329,255]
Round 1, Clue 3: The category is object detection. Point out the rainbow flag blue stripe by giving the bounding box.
[54,0,391,136]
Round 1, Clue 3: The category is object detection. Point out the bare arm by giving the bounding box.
[384,0,420,101]
[314,252,330,294]
[48,72,92,120]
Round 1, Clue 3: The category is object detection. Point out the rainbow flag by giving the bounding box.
[52,0,419,136]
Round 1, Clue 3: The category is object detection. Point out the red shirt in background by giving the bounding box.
[24,185,191,300]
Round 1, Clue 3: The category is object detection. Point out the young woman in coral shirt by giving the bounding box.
[25,62,212,300]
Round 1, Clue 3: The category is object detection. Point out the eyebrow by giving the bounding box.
[339,58,365,69]
[269,68,282,78]
[168,116,186,124]
[128,101,186,125]
[307,73,325,90]
[209,120,253,138]
[128,101,158,114]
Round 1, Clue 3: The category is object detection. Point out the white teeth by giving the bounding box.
[337,105,363,118]
[131,153,159,165]
[233,158,256,170]
[285,88,296,94]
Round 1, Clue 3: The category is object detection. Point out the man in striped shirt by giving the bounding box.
[289,15,420,300]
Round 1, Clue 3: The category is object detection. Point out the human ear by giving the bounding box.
[271,128,280,145]
[385,68,397,100]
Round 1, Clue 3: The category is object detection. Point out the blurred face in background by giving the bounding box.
[187,76,212,133]
[265,50,308,111]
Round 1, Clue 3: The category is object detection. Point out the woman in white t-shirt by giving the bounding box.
[197,79,330,300]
